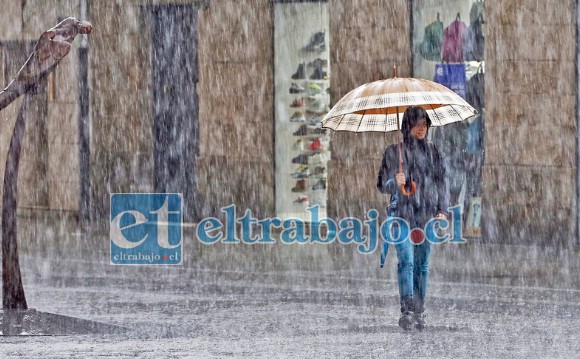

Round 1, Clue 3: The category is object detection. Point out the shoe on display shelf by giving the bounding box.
[307,58,328,68]
[290,97,304,108]
[291,154,308,164]
[293,124,309,136]
[291,63,306,80]
[294,124,328,137]
[311,31,325,44]
[311,127,327,135]
[310,66,328,80]
[289,111,306,122]
[307,82,323,95]
[303,31,326,52]
[289,82,305,94]
[311,179,327,191]
[291,179,307,193]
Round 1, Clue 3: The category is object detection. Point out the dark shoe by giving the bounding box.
[413,298,426,330]
[310,66,328,80]
[289,82,305,94]
[414,312,426,331]
[289,111,305,122]
[307,58,328,68]
[398,312,415,331]
[291,154,308,164]
[399,296,415,331]
[312,31,325,44]
[291,63,306,80]
[304,31,325,52]
[311,179,326,191]
[293,124,309,136]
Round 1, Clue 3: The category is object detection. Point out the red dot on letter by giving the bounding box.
[410,228,425,244]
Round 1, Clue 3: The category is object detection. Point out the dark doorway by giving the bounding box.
[151,5,199,222]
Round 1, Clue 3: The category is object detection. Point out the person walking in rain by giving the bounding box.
[376,106,449,331]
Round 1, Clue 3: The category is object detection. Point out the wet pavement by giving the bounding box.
[0,217,579,358]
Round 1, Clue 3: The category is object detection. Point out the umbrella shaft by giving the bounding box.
[397,108,404,173]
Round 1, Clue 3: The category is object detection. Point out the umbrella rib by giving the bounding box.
[356,109,366,133]
[429,103,443,126]
[448,103,466,124]
[336,113,346,130]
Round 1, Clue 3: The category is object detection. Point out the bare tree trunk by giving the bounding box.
[0,89,26,113]
[2,94,30,310]
[0,17,91,310]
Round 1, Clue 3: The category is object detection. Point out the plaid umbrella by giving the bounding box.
[321,74,476,133]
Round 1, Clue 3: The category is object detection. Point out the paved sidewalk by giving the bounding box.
[0,253,579,358]
[0,215,578,357]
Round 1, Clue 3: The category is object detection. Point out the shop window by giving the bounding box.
[273,0,330,221]
[412,0,485,237]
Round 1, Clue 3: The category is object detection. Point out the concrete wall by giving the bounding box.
[327,0,411,220]
[196,0,274,220]
[483,0,577,246]
[88,0,155,219]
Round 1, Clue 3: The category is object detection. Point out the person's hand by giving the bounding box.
[436,213,448,220]
[395,172,406,186]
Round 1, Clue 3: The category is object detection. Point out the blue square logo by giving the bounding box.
[110,193,182,265]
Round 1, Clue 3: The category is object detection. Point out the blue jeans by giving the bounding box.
[394,237,433,306]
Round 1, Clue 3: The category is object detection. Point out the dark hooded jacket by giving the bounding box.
[377,137,449,227]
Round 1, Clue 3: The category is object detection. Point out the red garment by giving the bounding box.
[441,20,467,62]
